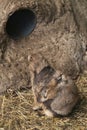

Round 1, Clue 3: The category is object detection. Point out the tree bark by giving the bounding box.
[70,0,87,36]
[0,0,87,93]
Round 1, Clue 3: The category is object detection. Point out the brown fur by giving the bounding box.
[29,53,79,116]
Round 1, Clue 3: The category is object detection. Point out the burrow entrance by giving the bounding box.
[6,8,37,39]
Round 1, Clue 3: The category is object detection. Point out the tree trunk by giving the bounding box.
[70,0,87,36]
[0,0,87,93]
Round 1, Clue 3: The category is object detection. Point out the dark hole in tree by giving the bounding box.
[6,9,37,39]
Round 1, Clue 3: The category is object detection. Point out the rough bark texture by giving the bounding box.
[0,0,87,93]
[71,0,87,36]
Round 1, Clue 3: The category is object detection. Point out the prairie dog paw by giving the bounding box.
[33,105,42,111]
[44,109,54,117]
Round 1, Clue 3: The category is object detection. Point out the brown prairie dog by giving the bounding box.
[28,53,79,117]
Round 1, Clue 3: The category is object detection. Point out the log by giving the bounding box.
[0,0,87,93]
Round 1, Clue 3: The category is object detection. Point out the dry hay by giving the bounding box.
[0,74,87,130]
